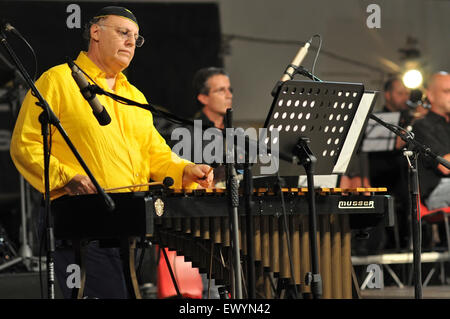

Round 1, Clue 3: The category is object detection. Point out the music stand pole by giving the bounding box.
[293,138,322,299]
[0,29,115,299]
[225,109,243,299]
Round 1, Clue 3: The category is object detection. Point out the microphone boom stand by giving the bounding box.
[225,109,243,299]
[0,30,115,299]
[368,113,450,299]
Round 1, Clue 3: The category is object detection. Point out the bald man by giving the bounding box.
[412,72,450,210]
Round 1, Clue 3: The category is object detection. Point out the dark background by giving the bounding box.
[0,1,223,116]
[0,0,222,248]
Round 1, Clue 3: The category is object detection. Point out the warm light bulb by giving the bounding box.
[402,69,423,89]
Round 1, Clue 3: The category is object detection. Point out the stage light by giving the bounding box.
[402,69,423,89]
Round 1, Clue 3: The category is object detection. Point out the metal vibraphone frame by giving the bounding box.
[149,187,390,299]
[51,187,392,299]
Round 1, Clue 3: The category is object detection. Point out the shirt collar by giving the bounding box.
[74,51,128,87]
[428,110,448,123]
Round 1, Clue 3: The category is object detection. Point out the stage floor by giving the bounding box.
[360,285,450,299]
[2,272,450,299]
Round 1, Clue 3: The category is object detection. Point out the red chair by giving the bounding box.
[417,200,450,285]
[419,200,450,223]
[156,247,203,299]
[418,199,450,251]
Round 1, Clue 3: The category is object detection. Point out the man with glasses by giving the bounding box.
[192,67,233,130]
[190,67,233,187]
[10,6,213,298]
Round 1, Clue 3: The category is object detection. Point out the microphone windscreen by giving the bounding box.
[163,176,174,187]
[94,107,112,126]
[409,89,422,103]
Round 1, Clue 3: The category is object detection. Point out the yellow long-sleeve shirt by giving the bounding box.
[10,51,193,199]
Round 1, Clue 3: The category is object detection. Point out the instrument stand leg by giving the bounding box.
[160,246,182,299]
[275,278,298,299]
[18,176,34,270]
[120,237,142,299]
[264,271,277,299]
[71,240,87,299]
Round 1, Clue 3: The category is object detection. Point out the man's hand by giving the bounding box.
[438,153,450,175]
[63,174,97,195]
[182,164,214,189]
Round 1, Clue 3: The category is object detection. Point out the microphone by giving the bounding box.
[1,21,19,35]
[280,38,312,82]
[67,60,111,126]
[271,38,312,96]
[407,89,423,108]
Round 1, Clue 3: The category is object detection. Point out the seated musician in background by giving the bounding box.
[368,77,414,251]
[163,67,234,298]
[9,6,213,299]
[192,67,233,298]
[155,67,233,187]
[189,67,233,187]
[192,67,233,131]
[412,72,450,211]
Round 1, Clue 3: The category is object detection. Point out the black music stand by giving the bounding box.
[264,80,366,299]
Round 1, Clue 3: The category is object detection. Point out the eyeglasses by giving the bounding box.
[96,24,145,48]
[210,87,233,95]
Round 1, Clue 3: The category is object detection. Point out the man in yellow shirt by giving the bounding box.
[10,6,213,298]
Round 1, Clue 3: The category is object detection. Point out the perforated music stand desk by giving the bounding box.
[257,80,376,178]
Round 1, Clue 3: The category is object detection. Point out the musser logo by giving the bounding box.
[171,120,280,175]
[338,200,375,209]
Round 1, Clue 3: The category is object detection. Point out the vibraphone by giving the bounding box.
[51,187,393,299]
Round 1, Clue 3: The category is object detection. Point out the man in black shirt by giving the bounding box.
[412,72,450,210]
[188,67,233,186]
[154,67,232,185]
[192,67,233,130]
[367,78,412,251]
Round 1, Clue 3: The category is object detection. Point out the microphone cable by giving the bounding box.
[69,60,197,128]
[2,22,38,82]
[310,34,322,82]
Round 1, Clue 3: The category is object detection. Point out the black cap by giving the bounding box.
[94,6,138,28]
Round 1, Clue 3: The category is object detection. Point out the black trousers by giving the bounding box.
[54,241,129,299]
[38,204,129,299]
